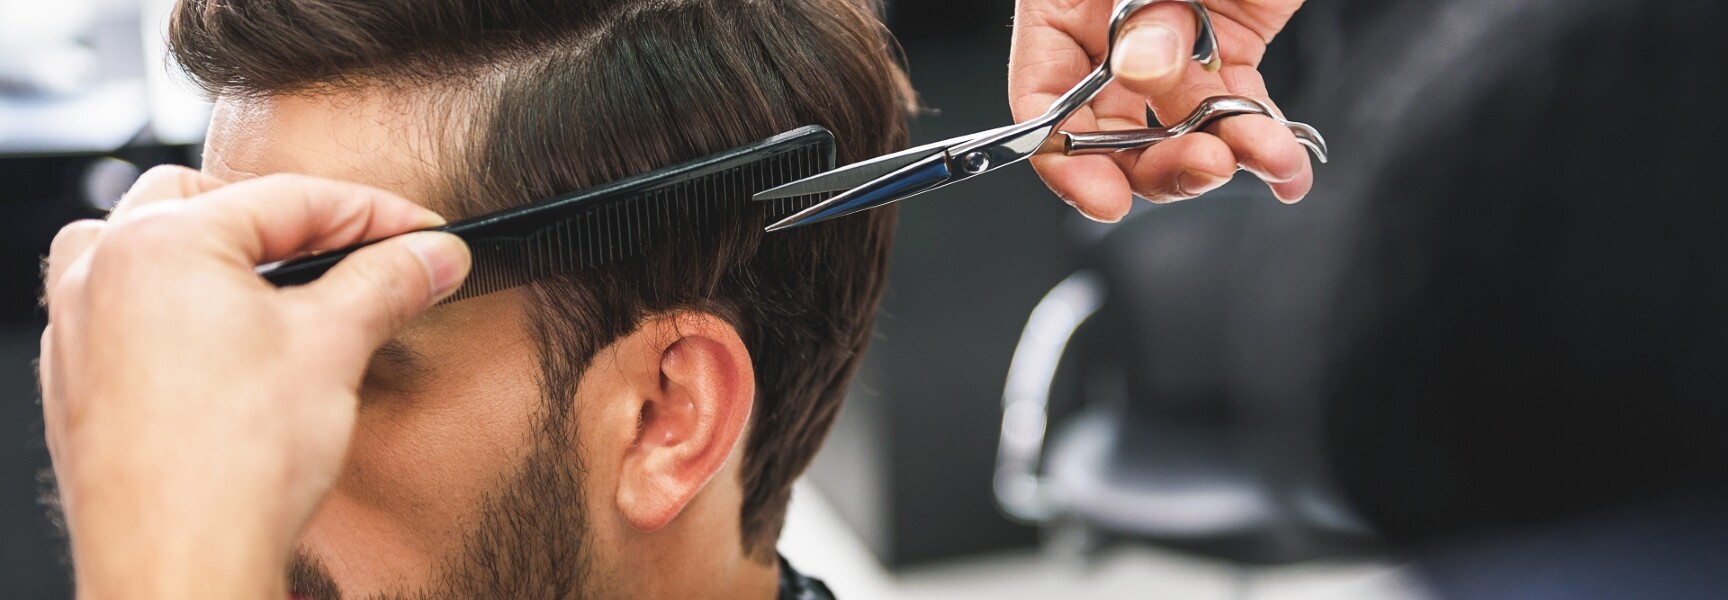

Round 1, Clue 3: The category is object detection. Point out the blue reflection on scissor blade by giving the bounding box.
[765,156,953,232]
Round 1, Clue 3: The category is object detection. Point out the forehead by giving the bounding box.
[202,91,453,211]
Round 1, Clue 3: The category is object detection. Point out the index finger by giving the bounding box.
[1012,0,1143,220]
[42,220,105,310]
[190,173,447,266]
[1009,0,1114,122]
[109,165,229,218]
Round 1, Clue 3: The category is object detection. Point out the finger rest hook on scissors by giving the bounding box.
[1048,96,1331,163]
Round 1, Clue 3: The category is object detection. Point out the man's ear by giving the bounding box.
[613,311,754,531]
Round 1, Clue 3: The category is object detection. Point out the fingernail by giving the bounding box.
[1240,159,1296,185]
[402,232,470,298]
[412,210,449,230]
[1178,170,1230,197]
[1274,187,1308,204]
[1112,25,1182,82]
[1058,193,1121,223]
[1079,206,1122,224]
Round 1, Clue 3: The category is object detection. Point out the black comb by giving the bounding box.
[261,125,838,302]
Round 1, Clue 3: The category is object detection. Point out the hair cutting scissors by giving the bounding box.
[755,0,1329,232]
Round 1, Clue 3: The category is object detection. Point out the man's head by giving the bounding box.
[165,0,911,597]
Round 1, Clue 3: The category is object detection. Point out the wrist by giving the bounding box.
[70,498,289,600]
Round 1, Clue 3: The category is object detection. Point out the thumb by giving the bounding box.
[1110,2,1201,98]
[291,231,471,350]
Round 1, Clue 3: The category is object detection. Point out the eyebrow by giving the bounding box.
[372,339,429,374]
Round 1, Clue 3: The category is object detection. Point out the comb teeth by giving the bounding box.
[437,133,837,303]
[259,126,839,302]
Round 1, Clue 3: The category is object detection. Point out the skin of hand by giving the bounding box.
[1011,0,1311,221]
[37,166,471,599]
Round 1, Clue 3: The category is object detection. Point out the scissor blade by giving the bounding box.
[765,153,953,232]
[753,139,950,202]
[754,126,1020,201]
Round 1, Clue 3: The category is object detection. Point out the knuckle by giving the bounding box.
[49,220,102,252]
[249,172,319,204]
[133,164,199,188]
[255,172,337,197]
[121,165,200,202]
[39,272,65,314]
[167,165,206,195]
[101,204,190,250]
[250,173,391,219]
[49,268,90,301]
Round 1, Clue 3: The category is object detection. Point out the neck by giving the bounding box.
[613,480,780,599]
[628,536,780,599]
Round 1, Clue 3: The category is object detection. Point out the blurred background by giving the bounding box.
[4,0,1727,598]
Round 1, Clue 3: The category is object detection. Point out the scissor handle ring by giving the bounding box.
[1105,0,1221,75]
[1040,1,1222,134]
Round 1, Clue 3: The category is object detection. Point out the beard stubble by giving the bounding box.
[289,408,596,600]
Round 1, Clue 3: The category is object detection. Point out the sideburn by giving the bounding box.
[288,403,597,600]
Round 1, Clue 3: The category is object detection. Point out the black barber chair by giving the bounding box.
[993,182,1377,564]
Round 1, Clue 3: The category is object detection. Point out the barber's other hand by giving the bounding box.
[1011,0,1310,221]
[38,166,470,599]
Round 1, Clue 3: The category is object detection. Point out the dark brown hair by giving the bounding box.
[169,0,912,561]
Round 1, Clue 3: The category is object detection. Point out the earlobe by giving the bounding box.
[614,313,754,531]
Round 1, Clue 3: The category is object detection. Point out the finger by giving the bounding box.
[1030,153,1134,223]
[191,173,447,266]
[1149,49,1259,116]
[1008,0,1110,123]
[1201,113,1314,202]
[1215,65,1312,189]
[1123,132,1239,202]
[1266,161,1314,204]
[1123,125,1313,204]
[1224,114,1306,178]
[38,326,65,467]
[43,220,104,305]
[1207,0,1307,44]
[1110,1,1200,98]
[287,231,470,353]
[1026,100,1135,222]
[1010,0,1223,120]
[110,165,228,218]
[1146,68,1312,201]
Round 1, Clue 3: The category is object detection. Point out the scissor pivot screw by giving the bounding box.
[961,151,992,174]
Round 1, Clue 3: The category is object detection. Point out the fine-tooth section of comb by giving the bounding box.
[260,125,839,302]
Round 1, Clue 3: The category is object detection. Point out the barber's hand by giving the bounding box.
[1011,0,1310,221]
[38,166,470,599]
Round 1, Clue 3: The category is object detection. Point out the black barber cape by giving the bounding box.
[778,556,835,600]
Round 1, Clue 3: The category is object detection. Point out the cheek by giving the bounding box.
[297,364,543,594]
